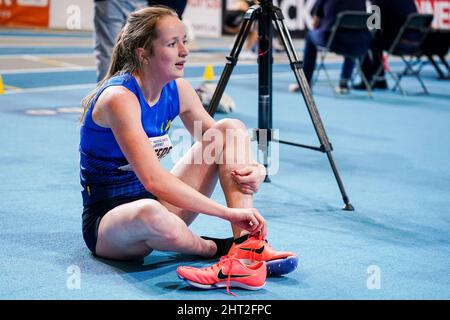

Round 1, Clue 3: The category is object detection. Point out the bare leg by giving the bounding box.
[95,199,216,260]
[161,119,256,238]
[95,119,257,260]
[216,119,254,238]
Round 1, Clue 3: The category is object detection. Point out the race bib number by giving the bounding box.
[118,134,173,171]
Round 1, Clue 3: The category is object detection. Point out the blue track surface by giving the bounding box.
[0,37,449,300]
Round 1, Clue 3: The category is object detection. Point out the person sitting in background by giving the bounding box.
[289,0,370,94]
[354,0,418,90]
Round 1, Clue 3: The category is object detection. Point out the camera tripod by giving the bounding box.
[206,0,354,211]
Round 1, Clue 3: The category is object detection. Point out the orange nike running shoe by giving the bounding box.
[177,254,266,296]
[227,235,298,276]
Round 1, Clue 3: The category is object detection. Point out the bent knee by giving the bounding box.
[134,200,183,243]
[214,118,248,132]
[134,200,168,229]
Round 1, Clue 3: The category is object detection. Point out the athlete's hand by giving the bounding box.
[225,207,267,237]
[231,163,266,194]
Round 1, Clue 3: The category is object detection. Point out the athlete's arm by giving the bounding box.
[94,87,224,214]
[95,87,263,234]
[231,162,266,194]
[174,79,267,194]
[174,79,267,235]
[176,78,216,139]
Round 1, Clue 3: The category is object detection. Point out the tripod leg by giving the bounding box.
[272,11,354,211]
[206,6,260,116]
[257,4,274,182]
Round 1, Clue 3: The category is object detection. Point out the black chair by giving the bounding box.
[314,11,372,97]
[373,13,434,95]
[419,29,450,79]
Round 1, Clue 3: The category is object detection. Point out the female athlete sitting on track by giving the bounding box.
[79,7,297,281]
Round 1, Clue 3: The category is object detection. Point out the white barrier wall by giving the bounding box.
[1,0,449,32]
[183,0,223,37]
[49,0,94,30]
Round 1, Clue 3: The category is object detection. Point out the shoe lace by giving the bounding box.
[249,234,269,262]
[208,254,240,297]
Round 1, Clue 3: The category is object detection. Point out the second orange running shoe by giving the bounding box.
[227,235,298,276]
[177,255,266,296]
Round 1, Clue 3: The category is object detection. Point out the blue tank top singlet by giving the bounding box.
[79,73,180,206]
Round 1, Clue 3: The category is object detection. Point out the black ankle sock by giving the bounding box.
[233,234,251,245]
[201,236,234,259]
[234,234,268,245]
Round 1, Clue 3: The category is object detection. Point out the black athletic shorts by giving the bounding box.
[82,193,156,255]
